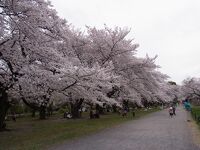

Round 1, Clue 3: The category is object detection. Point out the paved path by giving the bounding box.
[49,107,200,150]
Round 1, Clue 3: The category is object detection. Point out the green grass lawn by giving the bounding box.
[191,106,200,123]
[0,108,160,150]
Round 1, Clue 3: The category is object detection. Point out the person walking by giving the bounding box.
[184,98,191,121]
[169,107,174,117]
[184,99,191,111]
[172,104,176,115]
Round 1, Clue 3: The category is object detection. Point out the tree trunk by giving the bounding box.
[95,104,101,117]
[31,109,36,118]
[0,91,9,131]
[112,104,117,113]
[39,106,46,120]
[123,100,129,112]
[47,105,53,117]
[71,106,80,118]
[70,98,84,119]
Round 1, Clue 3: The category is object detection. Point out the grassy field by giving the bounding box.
[0,108,160,150]
[190,106,200,147]
[191,106,200,123]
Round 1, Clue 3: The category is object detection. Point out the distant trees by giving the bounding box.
[168,81,177,85]
[182,78,200,104]
[0,0,175,130]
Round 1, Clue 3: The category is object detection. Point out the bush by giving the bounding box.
[8,104,24,114]
[58,107,68,114]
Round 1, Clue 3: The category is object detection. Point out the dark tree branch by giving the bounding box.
[61,80,77,92]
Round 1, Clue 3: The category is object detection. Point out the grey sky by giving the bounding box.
[50,0,200,84]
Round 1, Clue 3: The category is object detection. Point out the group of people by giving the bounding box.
[169,104,176,117]
[168,98,192,118]
[63,111,72,119]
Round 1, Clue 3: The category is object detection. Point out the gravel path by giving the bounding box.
[49,107,200,150]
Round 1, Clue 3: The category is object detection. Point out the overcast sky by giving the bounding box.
[50,0,200,84]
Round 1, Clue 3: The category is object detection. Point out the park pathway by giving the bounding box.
[49,107,200,150]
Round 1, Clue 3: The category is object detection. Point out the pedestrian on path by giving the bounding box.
[184,99,191,111]
[184,98,191,122]
[169,107,174,117]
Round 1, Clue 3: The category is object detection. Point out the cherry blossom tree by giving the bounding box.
[79,26,173,107]
[182,78,200,102]
[0,0,178,130]
[0,0,75,128]
[0,0,120,122]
